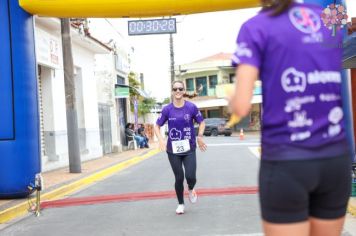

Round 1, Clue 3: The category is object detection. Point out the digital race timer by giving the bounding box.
[128,18,176,35]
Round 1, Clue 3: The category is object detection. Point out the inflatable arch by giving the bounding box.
[0,0,353,198]
[19,0,260,18]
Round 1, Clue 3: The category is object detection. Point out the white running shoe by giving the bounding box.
[176,204,185,214]
[189,189,198,203]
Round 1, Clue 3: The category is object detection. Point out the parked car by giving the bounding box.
[195,118,232,136]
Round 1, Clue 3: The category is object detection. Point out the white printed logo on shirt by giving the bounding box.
[288,111,313,128]
[235,42,253,58]
[169,128,182,141]
[328,106,343,124]
[281,68,341,94]
[281,67,307,93]
[327,107,343,138]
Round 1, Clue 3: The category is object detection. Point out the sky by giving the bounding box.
[90,8,261,101]
[90,0,356,102]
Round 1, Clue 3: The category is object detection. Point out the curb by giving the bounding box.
[0,149,160,224]
[348,198,356,216]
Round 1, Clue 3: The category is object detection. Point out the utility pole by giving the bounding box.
[60,18,82,173]
[348,17,356,150]
[169,33,175,84]
[169,33,175,101]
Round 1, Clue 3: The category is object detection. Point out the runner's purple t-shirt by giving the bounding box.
[232,2,349,161]
[156,101,204,154]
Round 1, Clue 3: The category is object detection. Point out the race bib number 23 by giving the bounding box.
[172,139,190,154]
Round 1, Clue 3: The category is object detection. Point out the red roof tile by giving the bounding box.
[194,52,232,62]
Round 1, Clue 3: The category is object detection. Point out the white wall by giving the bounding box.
[51,69,67,132]
[95,54,124,152]
[40,67,55,131]
[35,18,106,171]
[73,43,103,160]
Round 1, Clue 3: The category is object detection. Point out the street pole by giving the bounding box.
[60,18,82,173]
[169,33,175,101]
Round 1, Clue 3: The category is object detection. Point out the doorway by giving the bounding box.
[99,103,112,154]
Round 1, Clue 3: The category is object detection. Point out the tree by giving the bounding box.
[162,97,170,104]
[138,98,157,122]
[128,71,156,122]
[128,71,141,112]
[128,72,140,98]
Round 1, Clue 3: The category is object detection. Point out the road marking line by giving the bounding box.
[348,200,356,216]
[207,143,260,147]
[209,234,263,236]
[248,147,261,159]
[40,186,259,209]
[0,149,160,224]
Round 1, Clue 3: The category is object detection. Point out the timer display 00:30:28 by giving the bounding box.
[128,18,176,35]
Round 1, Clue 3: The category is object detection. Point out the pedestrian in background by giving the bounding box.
[229,0,352,235]
[154,80,207,215]
[125,123,147,148]
[137,124,149,148]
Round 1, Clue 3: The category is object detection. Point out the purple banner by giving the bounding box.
[134,98,138,130]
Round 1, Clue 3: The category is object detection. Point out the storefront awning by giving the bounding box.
[343,32,356,69]
[115,84,149,98]
[192,95,262,109]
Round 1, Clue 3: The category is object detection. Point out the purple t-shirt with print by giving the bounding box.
[232,2,349,161]
[156,101,204,154]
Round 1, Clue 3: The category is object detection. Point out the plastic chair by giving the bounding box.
[126,134,138,150]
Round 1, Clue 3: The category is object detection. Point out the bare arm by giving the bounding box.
[197,121,207,152]
[229,64,259,118]
[154,124,166,151]
[197,121,205,137]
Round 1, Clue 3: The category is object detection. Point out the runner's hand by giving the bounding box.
[159,140,166,151]
[197,136,207,152]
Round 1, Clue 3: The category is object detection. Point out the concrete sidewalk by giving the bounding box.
[350,197,356,216]
[0,142,160,224]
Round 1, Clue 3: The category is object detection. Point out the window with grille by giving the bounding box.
[195,77,207,96]
[208,75,218,88]
[186,78,194,92]
[229,73,235,83]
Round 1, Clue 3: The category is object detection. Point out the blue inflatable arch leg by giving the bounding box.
[0,0,40,198]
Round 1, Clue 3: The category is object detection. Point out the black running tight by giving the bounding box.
[167,151,197,204]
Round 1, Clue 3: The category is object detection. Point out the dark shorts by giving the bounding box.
[259,154,352,223]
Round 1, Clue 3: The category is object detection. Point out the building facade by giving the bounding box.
[176,53,262,131]
[89,19,136,151]
[35,17,112,171]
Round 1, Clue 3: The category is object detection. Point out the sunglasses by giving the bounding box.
[172,87,184,92]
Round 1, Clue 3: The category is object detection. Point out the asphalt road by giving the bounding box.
[1,135,355,236]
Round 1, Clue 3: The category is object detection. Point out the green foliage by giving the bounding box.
[138,98,156,117]
[128,71,157,121]
[162,97,170,104]
[128,72,140,98]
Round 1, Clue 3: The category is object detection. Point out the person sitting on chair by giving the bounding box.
[125,123,145,148]
[137,124,149,148]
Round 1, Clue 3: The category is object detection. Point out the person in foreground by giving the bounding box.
[154,81,207,215]
[229,0,352,235]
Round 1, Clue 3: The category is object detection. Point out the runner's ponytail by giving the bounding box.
[261,0,294,16]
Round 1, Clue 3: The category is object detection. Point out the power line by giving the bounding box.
[104,18,125,38]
